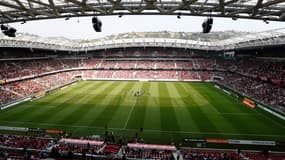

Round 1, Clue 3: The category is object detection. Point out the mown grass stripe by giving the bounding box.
[38,81,112,123]
[180,83,219,134]
[172,82,200,132]
[192,84,275,137]
[189,84,280,139]
[158,82,180,132]
[186,83,247,135]
[125,82,146,129]
[70,81,135,134]
[108,82,137,128]
[185,83,220,114]
[144,82,161,130]
[192,83,251,114]
[86,81,131,127]
[0,81,102,122]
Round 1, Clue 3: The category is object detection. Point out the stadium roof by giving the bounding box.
[0,0,285,24]
[1,29,285,51]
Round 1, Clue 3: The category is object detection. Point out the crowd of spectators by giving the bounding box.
[82,70,211,80]
[156,71,177,79]
[136,61,156,69]
[0,134,54,150]
[178,71,200,80]
[0,59,63,79]
[176,61,194,69]
[103,49,194,58]
[199,71,215,81]
[134,71,155,79]
[181,148,285,160]
[182,148,238,160]
[59,59,80,69]
[196,59,215,69]
[0,88,21,105]
[1,52,284,81]
[113,71,134,79]
[100,60,117,69]
[156,61,176,69]
[1,134,285,160]
[82,58,101,68]
[5,79,46,97]
[220,73,285,112]
[0,149,42,160]
[0,135,105,159]
[1,136,176,159]
[2,59,54,79]
[0,134,54,159]
[51,141,104,158]
[124,147,175,160]
[0,53,285,112]
[234,59,285,80]
[96,71,114,78]
[116,61,137,69]
[0,71,78,106]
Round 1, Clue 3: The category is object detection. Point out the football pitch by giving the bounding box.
[0,81,285,144]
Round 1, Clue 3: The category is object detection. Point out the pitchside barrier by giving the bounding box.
[0,126,64,135]
[184,138,277,146]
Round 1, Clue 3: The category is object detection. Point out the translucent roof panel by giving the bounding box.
[0,5,13,12]
[53,0,69,5]
[1,30,285,51]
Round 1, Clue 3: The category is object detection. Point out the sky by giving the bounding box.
[10,15,285,39]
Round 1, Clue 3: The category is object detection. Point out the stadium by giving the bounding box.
[1,0,285,159]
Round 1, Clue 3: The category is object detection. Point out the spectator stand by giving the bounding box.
[0,55,285,116]
[181,147,285,160]
[51,138,106,159]
[125,143,176,160]
[0,134,56,160]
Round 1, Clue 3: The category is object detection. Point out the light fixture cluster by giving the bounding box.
[1,24,17,37]
[202,17,213,33]
[90,15,214,34]
[92,16,102,32]
[0,14,272,36]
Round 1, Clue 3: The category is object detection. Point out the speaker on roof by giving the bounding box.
[202,17,213,33]
[92,17,102,32]
[1,24,8,31]
[1,24,16,37]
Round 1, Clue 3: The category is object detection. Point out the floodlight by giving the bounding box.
[1,24,16,37]
[1,24,8,31]
[232,16,238,20]
[118,12,123,18]
[21,20,26,24]
[202,17,213,33]
[177,13,181,19]
[92,16,102,32]
[263,18,269,24]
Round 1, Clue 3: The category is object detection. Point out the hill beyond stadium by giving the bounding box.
[0,30,285,159]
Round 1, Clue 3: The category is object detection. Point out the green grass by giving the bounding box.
[0,81,285,145]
